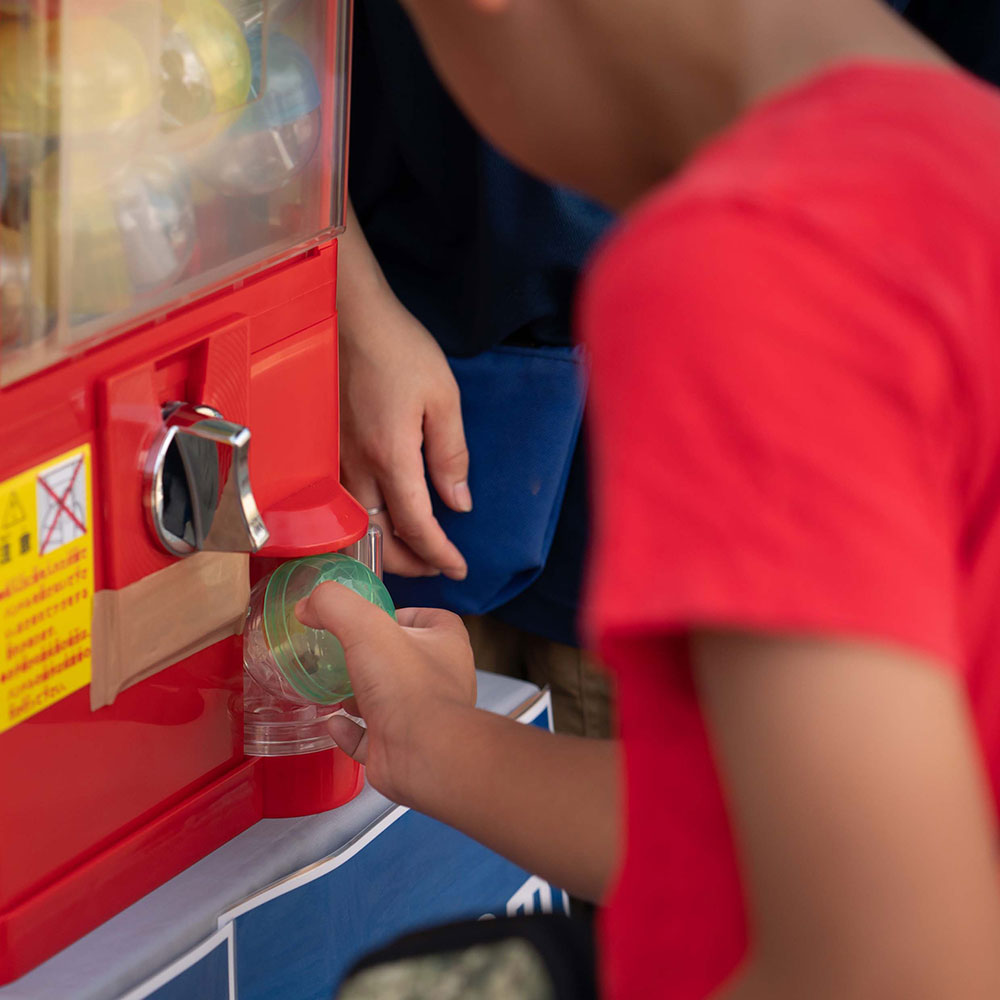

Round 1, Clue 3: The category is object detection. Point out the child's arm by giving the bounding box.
[388,705,620,903]
[298,583,620,903]
[694,630,1000,1000]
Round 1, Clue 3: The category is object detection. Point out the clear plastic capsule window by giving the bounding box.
[0,0,350,384]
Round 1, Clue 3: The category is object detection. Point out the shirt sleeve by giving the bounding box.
[580,197,962,668]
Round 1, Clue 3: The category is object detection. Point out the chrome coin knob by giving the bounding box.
[145,401,270,557]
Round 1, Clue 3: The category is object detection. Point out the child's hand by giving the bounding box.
[296,582,476,805]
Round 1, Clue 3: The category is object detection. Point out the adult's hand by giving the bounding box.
[338,198,470,580]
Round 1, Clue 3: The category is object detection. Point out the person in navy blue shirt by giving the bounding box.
[899,0,1000,84]
[336,0,614,737]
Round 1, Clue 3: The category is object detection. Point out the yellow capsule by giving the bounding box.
[27,154,133,322]
[0,16,153,138]
[158,0,252,135]
[26,150,195,327]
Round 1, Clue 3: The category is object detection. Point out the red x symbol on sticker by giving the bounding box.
[38,457,86,555]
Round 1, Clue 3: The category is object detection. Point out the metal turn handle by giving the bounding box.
[145,402,270,557]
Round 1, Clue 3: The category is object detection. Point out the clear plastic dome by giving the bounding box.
[243,553,396,707]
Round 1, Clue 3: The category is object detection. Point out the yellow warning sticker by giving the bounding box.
[0,444,94,733]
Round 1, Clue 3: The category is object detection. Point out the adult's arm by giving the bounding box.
[337,198,470,579]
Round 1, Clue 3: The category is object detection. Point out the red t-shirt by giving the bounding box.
[580,62,1000,999]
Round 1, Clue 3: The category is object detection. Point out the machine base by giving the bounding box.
[0,749,367,985]
[0,761,262,986]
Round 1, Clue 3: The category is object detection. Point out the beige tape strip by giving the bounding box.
[90,552,250,710]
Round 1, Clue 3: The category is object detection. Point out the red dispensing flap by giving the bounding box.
[257,477,368,557]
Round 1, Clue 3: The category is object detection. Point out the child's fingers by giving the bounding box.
[295,582,399,658]
[339,697,362,718]
[396,606,466,632]
[328,716,368,763]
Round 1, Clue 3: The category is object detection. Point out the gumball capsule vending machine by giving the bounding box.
[0,0,369,982]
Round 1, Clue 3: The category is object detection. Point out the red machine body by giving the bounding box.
[0,245,369,985]
[0,0,364,982]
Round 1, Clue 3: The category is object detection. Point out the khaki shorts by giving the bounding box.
[463,616,614,739]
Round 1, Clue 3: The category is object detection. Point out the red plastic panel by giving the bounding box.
[0,238,362,984]
[0,759,262,985]
[195,321,252,431]
[250,321,367,555]
[250,321,338,508]
[0,642,244,910]
[260,748,364,819]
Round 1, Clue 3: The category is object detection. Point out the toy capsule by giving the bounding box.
[30,153,196,324]
[0,15,153,175]
[243,554,395,707]
[197,32,320,196]
[155,0,253,145]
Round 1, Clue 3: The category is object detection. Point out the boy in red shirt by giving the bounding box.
[302,0,1000,996]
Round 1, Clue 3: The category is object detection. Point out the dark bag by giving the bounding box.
[385,344,587,616]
